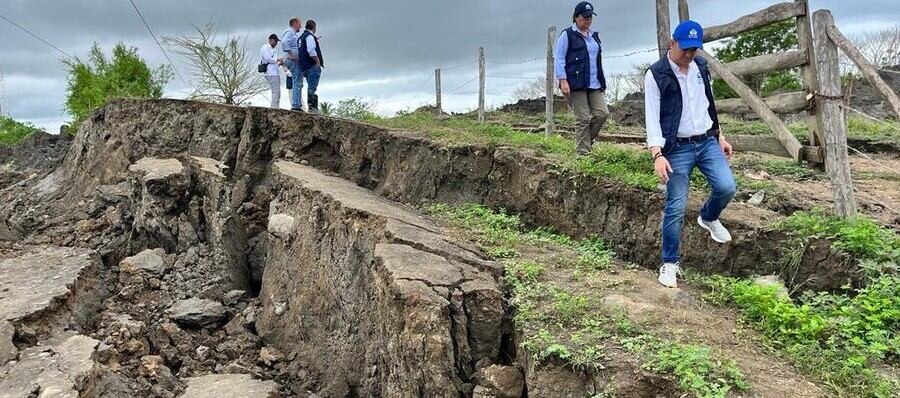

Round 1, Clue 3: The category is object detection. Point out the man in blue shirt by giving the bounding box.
[282,17,303,111]
[554,1,609,155]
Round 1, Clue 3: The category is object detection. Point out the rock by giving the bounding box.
[259,346,284,367]
[223,290,248,306]
[747,190,766,206]
[0,320,16,364]
[478,365,525,398]
[0,246,103,340]
[120,248,169,276]
[0,333,99,396]
[139,355,168,379]
[267,213,296,239]
[602,294,657,317]
[128,157,185,182]
[472,385,495,398]
[179,373,279,398]
[166,298,228,328]
[754,275,791,300]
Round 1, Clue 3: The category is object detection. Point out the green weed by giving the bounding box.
[780,209,900,263]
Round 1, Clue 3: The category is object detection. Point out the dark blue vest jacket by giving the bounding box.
[648,56,720,155]
[563,27,607,92]
[298,31,324,70]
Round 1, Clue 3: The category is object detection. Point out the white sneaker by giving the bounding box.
[658,262,681,288]
[697,216,732,243]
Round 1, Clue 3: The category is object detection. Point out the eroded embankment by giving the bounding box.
[258,161,506,397]
[41,99,856,291]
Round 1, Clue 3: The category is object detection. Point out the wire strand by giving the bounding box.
[126,0,189,87]
[0,13,73,58]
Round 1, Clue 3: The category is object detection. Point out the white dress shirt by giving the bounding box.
[304,31,318,57]
[644,53,713,149]
[260,44,280,77]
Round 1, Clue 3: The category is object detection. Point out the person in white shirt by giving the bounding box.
[261,34,284,109]
[644,20,735,288]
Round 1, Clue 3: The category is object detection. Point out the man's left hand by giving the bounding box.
[720,138,734,161]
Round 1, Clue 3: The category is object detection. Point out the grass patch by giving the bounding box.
[430,203,750,397]
[720,114,900,146]
[0,115,40,145]
[375,110,768,194]
[779,208,900,263]
[687,272,900,397]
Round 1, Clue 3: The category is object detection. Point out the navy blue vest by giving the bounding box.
[563,28,607,92]
[648,56,720,155]
[298,31,324,70]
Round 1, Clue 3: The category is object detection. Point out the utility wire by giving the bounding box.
[126,0,188,87]
[449,76,479,94]
[0,13,73,58]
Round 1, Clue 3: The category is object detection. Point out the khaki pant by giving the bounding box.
[567,89,609,155]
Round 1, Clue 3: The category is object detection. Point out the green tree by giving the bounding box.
[712,20,801,98]
[0,115,40,145]
[64,43,172,127]
[333,98,377,120]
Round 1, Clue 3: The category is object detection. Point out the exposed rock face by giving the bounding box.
[257,161,505,397]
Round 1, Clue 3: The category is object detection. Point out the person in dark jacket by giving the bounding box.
[554,1,609,155]
[298,19,324,113]
[644,20,736,288]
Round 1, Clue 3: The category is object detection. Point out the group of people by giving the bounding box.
[554,2,737,288]
[260,17,324,113]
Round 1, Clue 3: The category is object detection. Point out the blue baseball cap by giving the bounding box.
[574,1,596,18]
[673,20,704,49]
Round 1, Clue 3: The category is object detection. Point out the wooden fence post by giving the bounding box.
[478,47,485,123]
[546,26,556,136]
[795,0,825,154]
[678,0,690,22]
[435,68,442,115]
[826,24,900,120]
[813,10,857,220]
[656,0,671,59]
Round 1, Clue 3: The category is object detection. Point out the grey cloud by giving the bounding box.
[2,0,898,129]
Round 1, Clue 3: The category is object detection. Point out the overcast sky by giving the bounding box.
[1,0,898,132]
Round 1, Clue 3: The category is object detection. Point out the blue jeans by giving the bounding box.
[284,59,303,109]
[661,136,736,263]
[300,65,321,101]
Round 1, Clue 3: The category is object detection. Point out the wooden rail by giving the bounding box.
[704,2,806,43]
[710,50,807,79]
[716,91,809,114]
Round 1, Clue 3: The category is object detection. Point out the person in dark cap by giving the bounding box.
[644,20,736,288]
[554,1,609,155]
[260,34,284,108]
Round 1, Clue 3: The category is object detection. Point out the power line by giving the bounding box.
[125,0,188,87]
[0,13,73,58]
[449,76,479,94]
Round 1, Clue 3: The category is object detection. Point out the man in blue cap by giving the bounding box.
[554,1,609,155]
[644,20,736,288]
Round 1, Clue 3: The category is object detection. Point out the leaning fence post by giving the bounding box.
[478,47,486,123]
[546,26,556,136]
[813,10,857,220]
